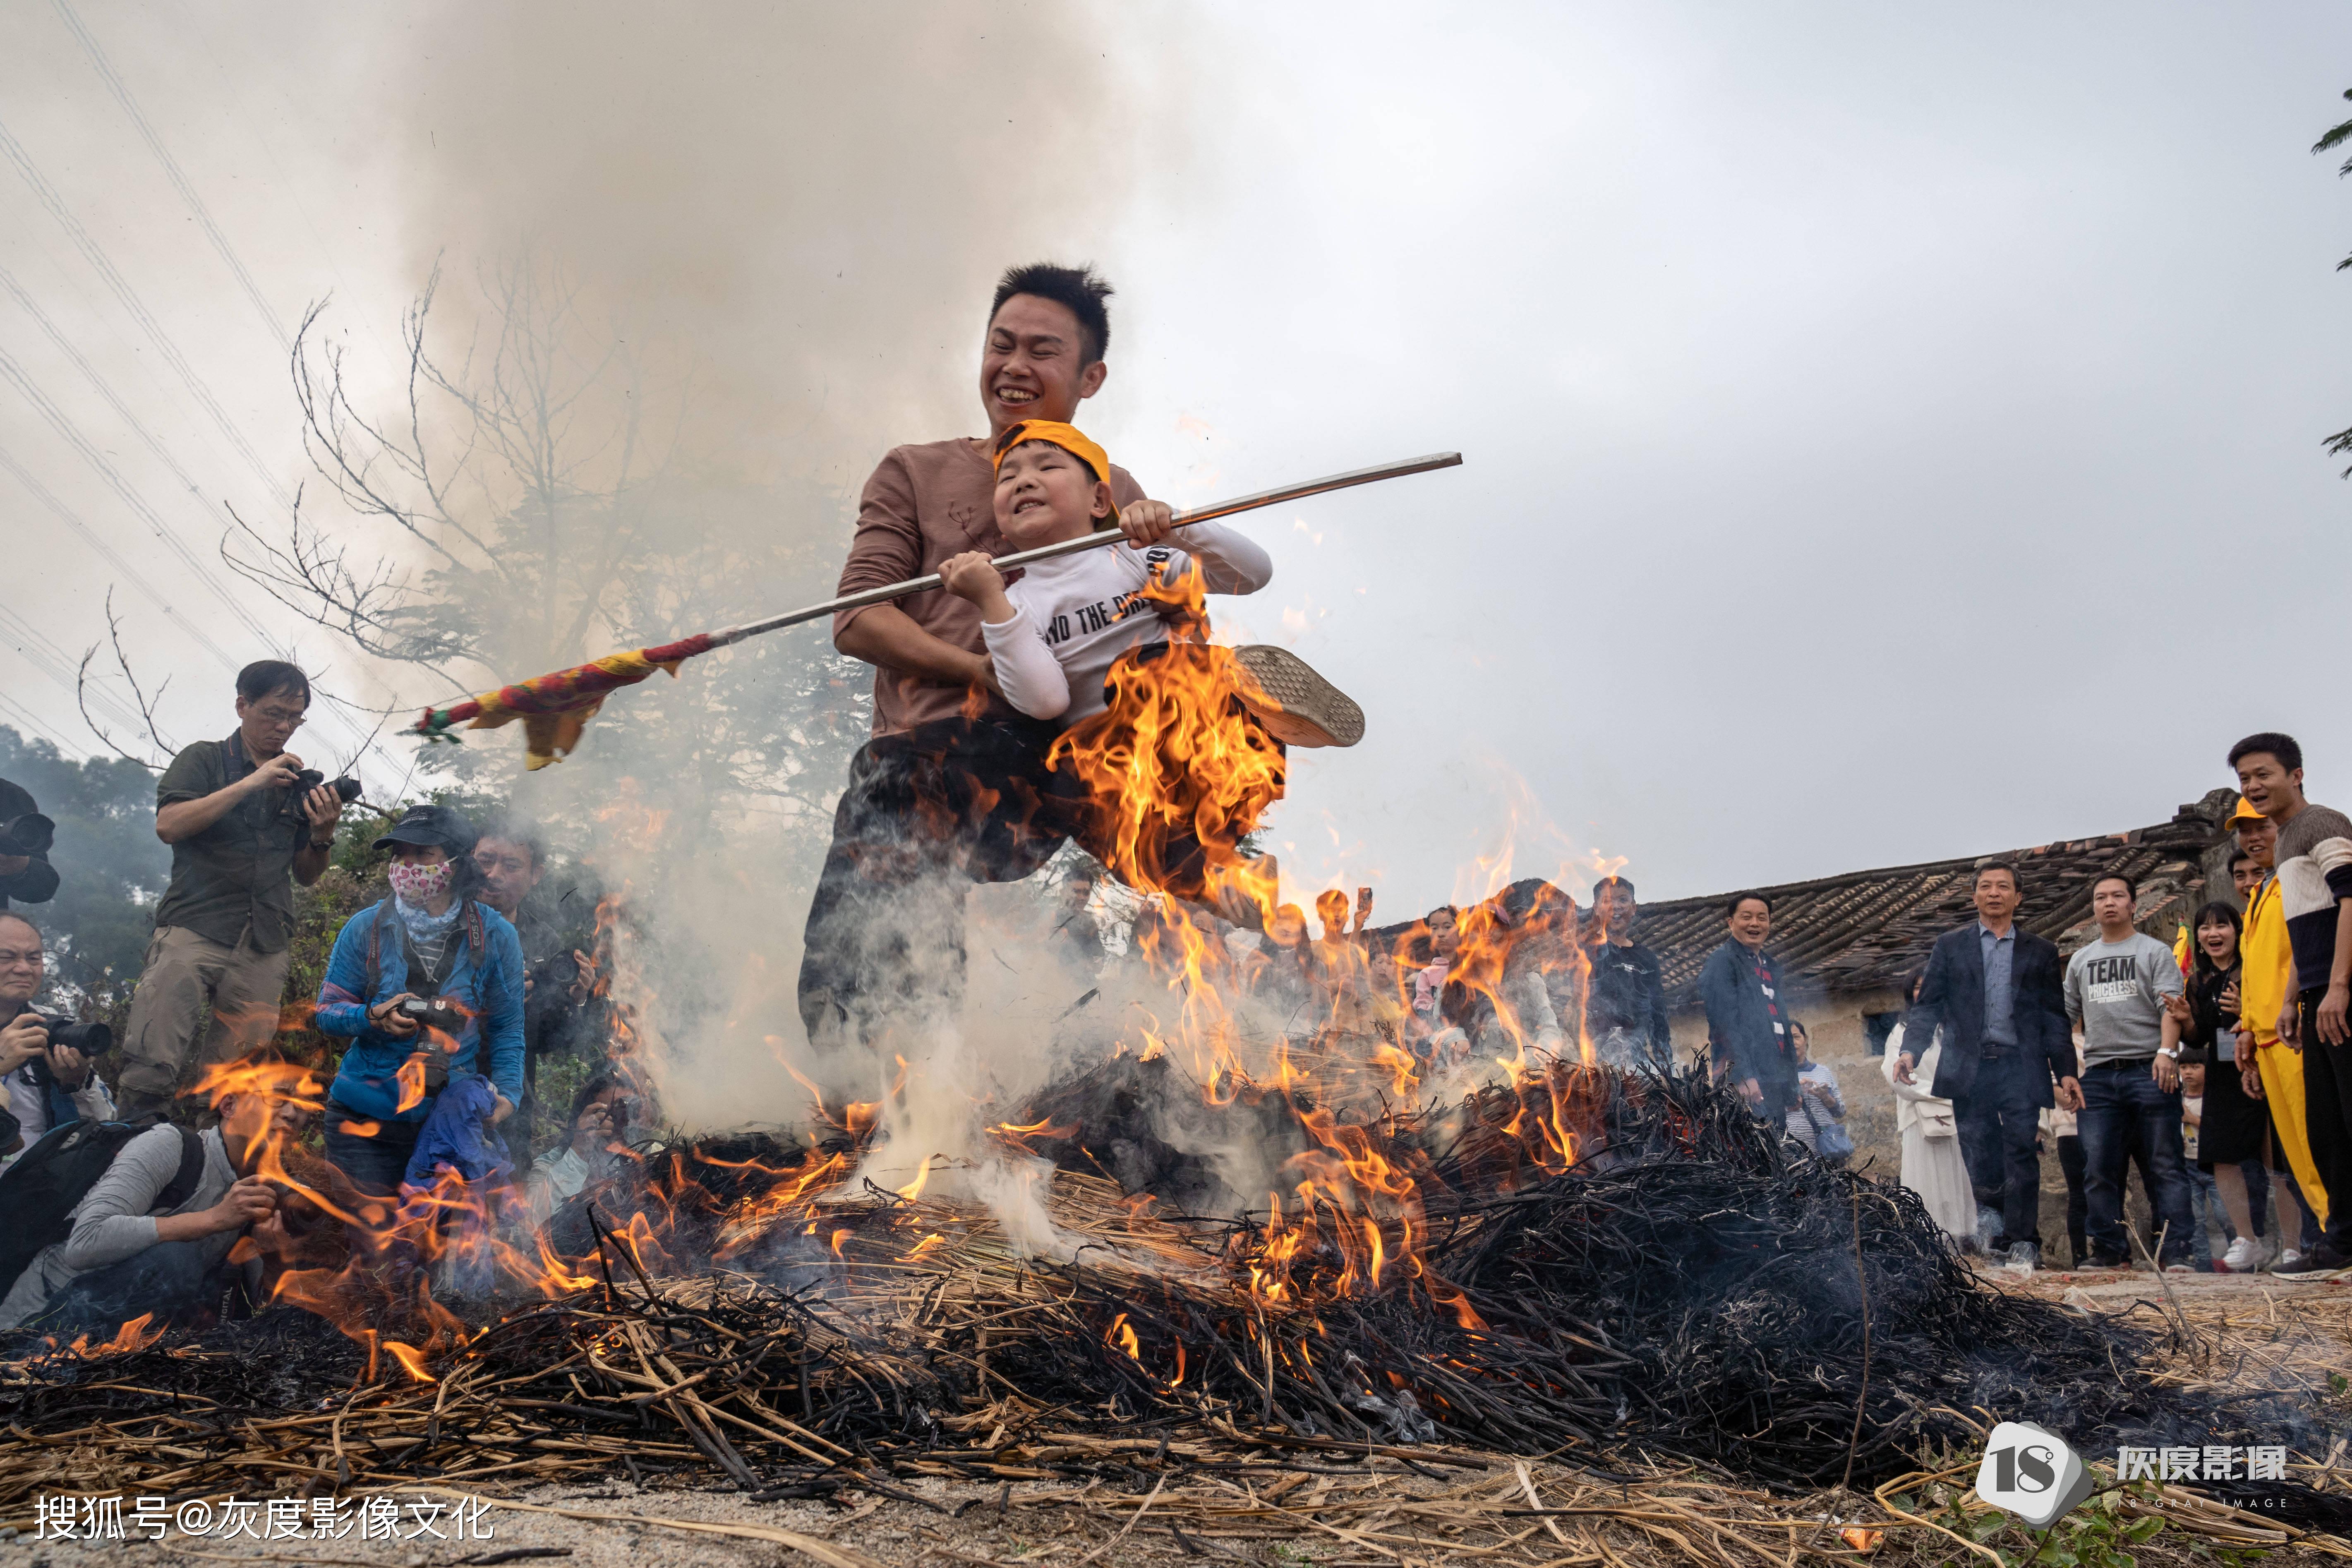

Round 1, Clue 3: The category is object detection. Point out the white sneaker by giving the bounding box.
[2274,1248,2309,1274]
[2221,1236,2263,1273]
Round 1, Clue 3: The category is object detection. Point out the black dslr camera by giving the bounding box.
[31,1016,112,1057]
[398,997,466,1034]
[22,1017,112,1093]
[0,812,53,858]
[291,770,364,804]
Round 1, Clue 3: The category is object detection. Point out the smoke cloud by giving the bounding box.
[392,1,1196,478]
[348,3,1207,1237]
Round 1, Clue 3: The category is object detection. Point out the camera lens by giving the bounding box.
[39,1018,112,1057]
[1,813,54,856]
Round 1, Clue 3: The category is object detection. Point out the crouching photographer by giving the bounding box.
[0,912,115,1168]
[314,806,524,1198]
[520,1071,644,1228]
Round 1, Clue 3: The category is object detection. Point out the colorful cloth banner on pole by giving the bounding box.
[412,634,718,770]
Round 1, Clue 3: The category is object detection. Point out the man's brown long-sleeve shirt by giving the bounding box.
[833,437,1145,736]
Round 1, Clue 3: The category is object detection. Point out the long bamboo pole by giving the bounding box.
[707,451,1462,646]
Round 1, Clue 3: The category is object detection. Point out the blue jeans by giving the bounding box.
[2184,1166,2220,1266]
[2080,1060,2195,1264]
[325,1104,424,1197]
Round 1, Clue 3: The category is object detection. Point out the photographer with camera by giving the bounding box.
[0,779,59,912]
[0,1082,300,1334]
[116,662,358,1121]
[472,818,592,1154]
[314,805,525,1196]
[0,913,117,1168]
[520,1071,635,1228]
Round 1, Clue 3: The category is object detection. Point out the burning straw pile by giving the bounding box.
[6,1062,2342,1529]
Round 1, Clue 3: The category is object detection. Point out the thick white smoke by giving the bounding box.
[355,3,1204,1248]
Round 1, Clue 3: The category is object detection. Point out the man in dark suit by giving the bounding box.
[1698,891,1800,1118]
[1894,861,2081,1267]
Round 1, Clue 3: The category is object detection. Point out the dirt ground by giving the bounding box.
[2,1268,2344,1568]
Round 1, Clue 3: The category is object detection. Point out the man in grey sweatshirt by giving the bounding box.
[2064,872,2194,1269]
[0,1090,288,1332]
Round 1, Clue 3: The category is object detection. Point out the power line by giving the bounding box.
[0,261,249,565]
[0,602,147,735]
[0,689,70,751]
[0,340,286,654]
[0,436,242,673]
[0,112,293,511]
[50,0,290,353]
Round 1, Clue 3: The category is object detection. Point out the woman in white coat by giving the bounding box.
[1880,973,1974,1240]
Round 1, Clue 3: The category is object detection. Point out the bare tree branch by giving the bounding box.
[75,588,172,770]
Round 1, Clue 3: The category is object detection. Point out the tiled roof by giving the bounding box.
[1629,788,2240,1009]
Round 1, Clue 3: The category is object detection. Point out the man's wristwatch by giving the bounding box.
[2157,1047,2179,1060]
[309,836,335,851]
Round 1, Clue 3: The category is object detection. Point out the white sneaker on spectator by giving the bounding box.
[2220,1236,2263,1273]
[2273,1248,2310,1274]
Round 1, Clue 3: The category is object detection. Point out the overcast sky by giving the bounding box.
[4,2,2349,918]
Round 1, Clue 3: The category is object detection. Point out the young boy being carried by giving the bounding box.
[940,420,1359,918]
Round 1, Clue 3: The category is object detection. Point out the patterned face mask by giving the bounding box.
[388,858,455,904]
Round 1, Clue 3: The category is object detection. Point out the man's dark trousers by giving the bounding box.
[1952,1049,2043,1249]
[797,717,1069,1053]
[2055,1133,2088,1264]
[2079,1059,2195,1265]
[2298,988,2352,1255]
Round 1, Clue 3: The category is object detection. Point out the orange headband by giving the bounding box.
[991,419,1111,485]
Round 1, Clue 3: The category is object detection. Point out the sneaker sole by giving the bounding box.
[1230,645,1365,749]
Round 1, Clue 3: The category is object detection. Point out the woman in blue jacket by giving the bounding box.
[316,804,525,1196]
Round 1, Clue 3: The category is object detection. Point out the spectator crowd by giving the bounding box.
[1,672,2347,1347]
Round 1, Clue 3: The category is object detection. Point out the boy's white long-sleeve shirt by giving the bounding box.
[978,523,1272,724]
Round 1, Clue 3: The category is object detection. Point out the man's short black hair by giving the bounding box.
[1725,890,1772,918]
[1594,874,1636,900]
[2228,731,2303,773]
[475,817,546,869]
[235,659,310,705]
[991,262,1115,364]
[2091,870,2140,902]
[0,909,38,944]
[1974,859,2021,892]
[2229,849,2257,872]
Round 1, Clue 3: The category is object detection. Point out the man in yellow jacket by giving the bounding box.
[2233,796,2328,1265]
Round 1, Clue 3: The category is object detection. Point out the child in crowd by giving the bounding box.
[939,420,1362,921]
[2180,1057,2220,1269]
[1410,906,1471,1067]
[1784,1020,1850,1166]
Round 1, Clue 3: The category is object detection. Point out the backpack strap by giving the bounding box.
[153,1127,207,1213]
[363,898,392,1001]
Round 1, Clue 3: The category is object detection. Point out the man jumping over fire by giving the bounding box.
[801,263,1358,1057]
